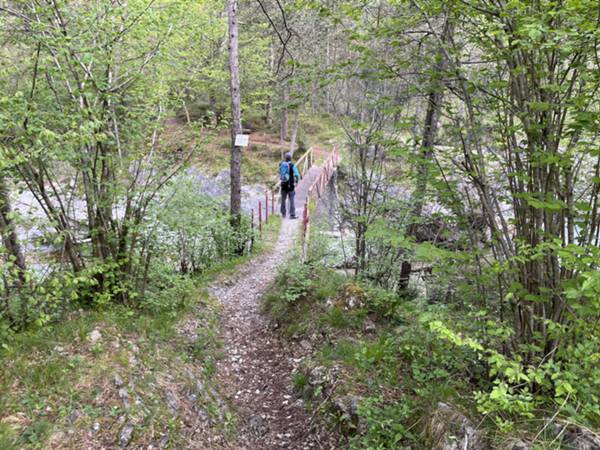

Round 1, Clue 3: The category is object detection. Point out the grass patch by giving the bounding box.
[0,302,199,448]
[0,221,280,449]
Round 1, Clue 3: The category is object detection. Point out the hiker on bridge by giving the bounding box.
[279,152,301,219]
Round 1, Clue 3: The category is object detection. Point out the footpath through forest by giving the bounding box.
[209,163,339,449]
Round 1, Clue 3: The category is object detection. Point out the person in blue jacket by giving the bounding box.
[279,152,301,219]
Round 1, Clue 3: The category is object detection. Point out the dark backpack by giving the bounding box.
[279,161,290,183]
[279,162,295,191]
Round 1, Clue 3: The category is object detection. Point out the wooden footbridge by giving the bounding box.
[250,146,340,251]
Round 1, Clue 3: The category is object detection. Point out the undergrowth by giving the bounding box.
[263,227,582,449]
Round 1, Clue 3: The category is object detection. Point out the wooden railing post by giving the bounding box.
[302,200,311,261]
[258,201,262,234]
[271,190,275,215]
[250,209,255,250]
[265,191,269,224]
[303,202,308,236]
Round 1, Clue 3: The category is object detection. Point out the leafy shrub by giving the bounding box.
[363,284,404,320]
[430,312,600,431]
[147,177,255,275]
[279,261,312,304]
[0,260,117,335]
[348,396,414,450]
[264,260,312,322]
[140,262,196,316]
[313,269,345,301]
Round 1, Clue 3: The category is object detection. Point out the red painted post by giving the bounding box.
[265,191,269,224]
[303,202,308,237]
[250,209,255,250]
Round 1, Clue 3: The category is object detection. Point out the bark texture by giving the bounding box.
[227,0,243,226]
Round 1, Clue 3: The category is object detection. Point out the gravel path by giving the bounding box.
[209,167,339,450]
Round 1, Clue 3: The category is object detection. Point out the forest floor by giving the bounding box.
[208,164,339,449]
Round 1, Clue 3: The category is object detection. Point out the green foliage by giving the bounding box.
[299,113,345,146]
[19,420,51,448]
[353,335,398,376]
[0,0,273,333]
[362,284,406,319]
[146,176,255,275]
[0,260,129,344]
[348,397,414,450]
[323,307,353,329]
[140,264,196,316]
[266,260,312,313]
[0,423,16,450]
[268,251,485,447]
[430,313,600,430]
[293,370,309,396]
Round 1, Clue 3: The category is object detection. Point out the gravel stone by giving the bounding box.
[119,424,134,447]
[88,329,102,345]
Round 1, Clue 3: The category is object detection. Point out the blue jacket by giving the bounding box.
[291,163,300,182]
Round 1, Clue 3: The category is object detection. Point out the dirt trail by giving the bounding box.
[209,166,339,450]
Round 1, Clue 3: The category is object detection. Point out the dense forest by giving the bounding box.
[1,0,600,449]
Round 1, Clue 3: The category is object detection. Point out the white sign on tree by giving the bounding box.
[235,134,250,147]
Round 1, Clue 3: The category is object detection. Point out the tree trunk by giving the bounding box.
[266,43,274,126]
[0,177,27,287]
[227,0,243,227]
[399,19,453,291]
[280,87,289,143]
[0,176,28,324]
[289,110,300,156]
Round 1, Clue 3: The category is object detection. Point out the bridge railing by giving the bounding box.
[301,147,340,260]
[247,145,339,256]
[251,147,316,235]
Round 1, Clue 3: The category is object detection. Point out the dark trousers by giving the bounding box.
[280,188,296,218]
